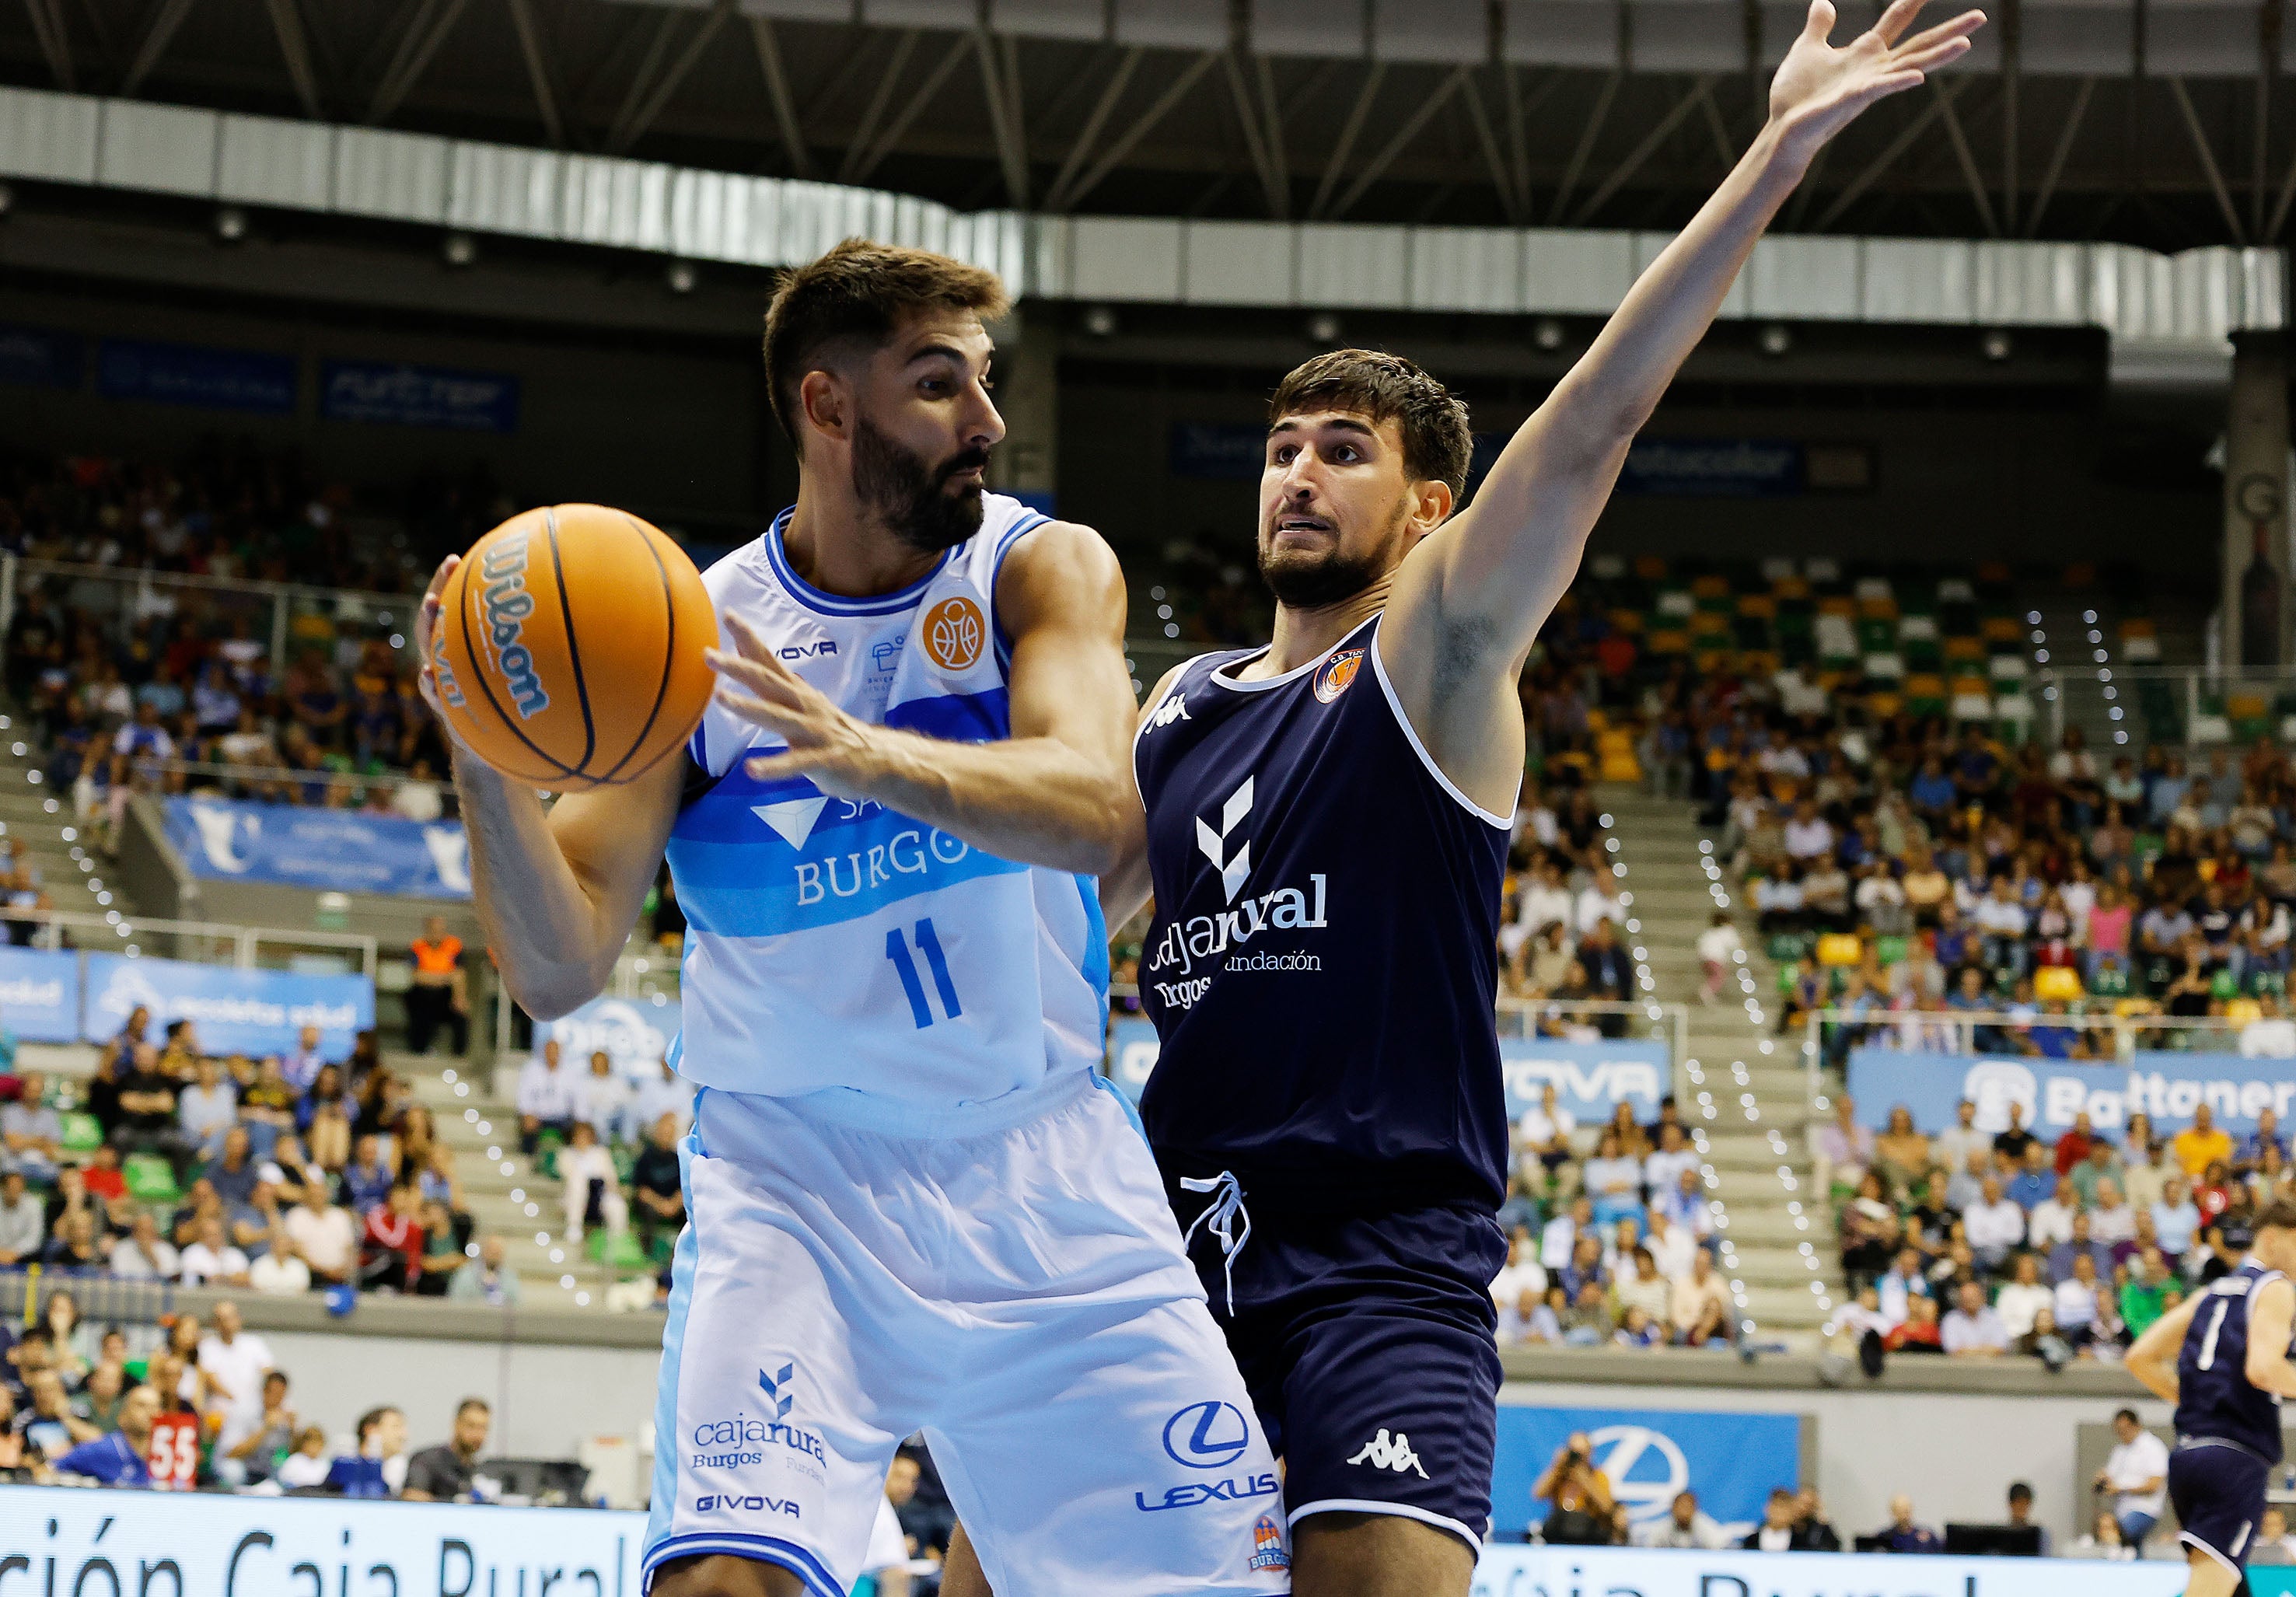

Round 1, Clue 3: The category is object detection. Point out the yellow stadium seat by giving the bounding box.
[1691,610,1728,635]
[1772,575,1810,600]
[1817,596,1855,617]
[1649,629,1691,654]
[1980,617,2023,644]
[1943,637,1986,662]
[2227,998,2264,1027]
[1816,933,1863,966]
[1609,608,1645,633]
[1692,575,1731,599]
[1634,555,1668,580]
[1857,596,1899,620]
[1865,692,1903,718]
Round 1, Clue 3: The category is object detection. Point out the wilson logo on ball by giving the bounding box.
[922,596,986,672]
[477,530,551,719]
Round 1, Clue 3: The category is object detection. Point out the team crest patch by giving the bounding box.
[1314,648,1364,703]
[922,595,987,672]
[1249,1512,1290,1571]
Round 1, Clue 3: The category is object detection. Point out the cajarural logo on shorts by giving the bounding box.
[1148,774,1329,1011]
[690,1364,828,1477]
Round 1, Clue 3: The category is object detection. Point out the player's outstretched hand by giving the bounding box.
[1767,0,1983,168]
[708,612,878,798]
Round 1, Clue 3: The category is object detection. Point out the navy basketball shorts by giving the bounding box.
[2169,1437,2274,1572]
[1172,1183,1507,1553]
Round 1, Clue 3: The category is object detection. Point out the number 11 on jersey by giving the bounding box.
[886,917,963,1029]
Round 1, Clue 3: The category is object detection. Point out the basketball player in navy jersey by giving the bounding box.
[1044,5,1987,1594]
[2127,1204,2296,1596]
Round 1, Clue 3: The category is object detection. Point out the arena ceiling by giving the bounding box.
[1,0,2294,256]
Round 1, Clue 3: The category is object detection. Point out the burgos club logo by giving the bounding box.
[1250,1513,1291,1572]
[690,1364,828,1470]
[922,595,986,672]
[1314,648,1364,704]
[1138,1402,1278,1515]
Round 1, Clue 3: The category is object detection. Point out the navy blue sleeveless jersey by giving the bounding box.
[2176,1260,2290,1460]
[1132,615,1513,1211]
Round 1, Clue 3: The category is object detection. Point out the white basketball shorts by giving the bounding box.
[642,1070,1292,1597]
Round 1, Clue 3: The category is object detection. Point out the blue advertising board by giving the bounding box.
[533,992,682,1085]
[1469,1545,2179,1597]
[1105,1015,1161,1101]
[0,945,79,1042]
[1492,1403,1798,1542]
[82,952,372,1061]
[97,337,296,414]
[0,322,82,389]
[321,358,522,432]
[165,796,471,899]
[1169,421,1267,481]
[1848,1046,2296,1137]
[1498,1036,1672,1124]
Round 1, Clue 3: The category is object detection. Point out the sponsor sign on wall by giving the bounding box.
[166,797,472,899]
[533,994,682,1084]
[82,951,372,1061]
[98,337,297,414]
[1491,1403,1797,1542]
[1849,1047,2296,1136]
[321,359,521,432]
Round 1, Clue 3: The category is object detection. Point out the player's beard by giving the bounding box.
[852,414,989,554]
[1257,496,1410,610]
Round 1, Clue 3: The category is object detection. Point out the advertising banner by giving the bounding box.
[1847,1046,2296,1136]
[82,952,372,1061]
[1469,1545,2182,1597]
[322,359,522,432]
[1491,1403,1797,1542]
[1498,1037,1672,1125]
[0,321,82,388]
[98,337,297,414]
[1618,438,1804,496]
[0,944,81,1042]
[1104,1015,1160,1102]
[533,993,682,1083]
[166,796,473,899]
[17,1485,644,1597]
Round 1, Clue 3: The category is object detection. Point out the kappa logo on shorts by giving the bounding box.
[1347,1429,1430,1479]
[1249,1513,1291,1572]
[921,596,987,672]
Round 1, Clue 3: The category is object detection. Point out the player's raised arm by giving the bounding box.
[415,554,687,1021]
[1385,0,1981,687]
[708,518,1138,875]
[2125,1289,2207,1404]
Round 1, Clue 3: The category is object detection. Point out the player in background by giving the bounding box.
[419,241,1287,1597]
[1070,5,1987,1595]
[2127,1204,2296,1597]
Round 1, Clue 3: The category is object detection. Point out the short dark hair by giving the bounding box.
[2008,1482,2032,1503]
[2113,1407,2140,1426]
[1268,348,1473,497]
[762,238,1010,456]
[456,1397,491,1418]
[355,1405,400,1441]
[2257,1197,2296,1234]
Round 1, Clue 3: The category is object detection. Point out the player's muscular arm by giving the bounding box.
[2124,1289,2205,1404]
[710,519,1137,875]
[2245,1277,2296,1399]
[1098,662,1190,928]
[418,554,684,1020]
[1378,0,1980,810]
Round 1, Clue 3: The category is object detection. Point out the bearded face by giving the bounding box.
[851,412,990,553]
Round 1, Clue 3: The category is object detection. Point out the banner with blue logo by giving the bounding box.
[0,946,80,1043]
[533,993,682,1085]
[1491,1404,1799,1542]
[321,359,521,432]
[1169,422,1267,481]
[0,323,82,390]
[1498,1037,1672,1125]
[1847,1047,2296,1137]
[1104,1015,1160,1101]
[164,797,471,900]
[98,337,296,414]
[82,952,371,1061]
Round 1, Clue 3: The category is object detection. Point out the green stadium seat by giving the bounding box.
[60,1112,101,1151]
[124,1155,180,1204]
[587,1229,648,1270]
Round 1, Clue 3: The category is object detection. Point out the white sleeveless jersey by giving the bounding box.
[665,493,1110,1113]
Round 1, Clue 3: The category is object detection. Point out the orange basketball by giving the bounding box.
[432,504,718,791]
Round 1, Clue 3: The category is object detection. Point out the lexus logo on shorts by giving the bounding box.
[1163,1401,1250,1469]
[922,596,986,671]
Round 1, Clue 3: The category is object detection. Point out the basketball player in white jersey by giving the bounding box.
[953,5,1982,1596]
[416,241,1288,1597]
